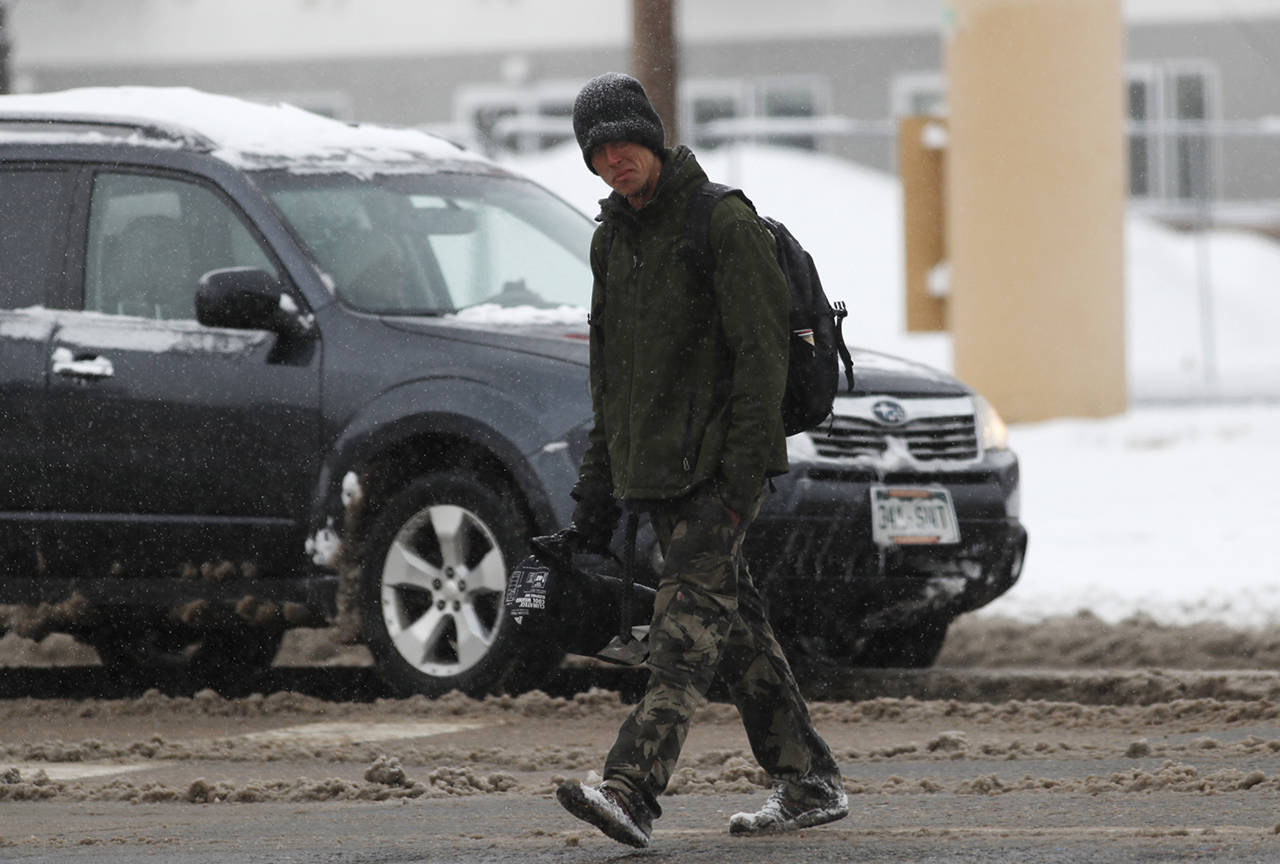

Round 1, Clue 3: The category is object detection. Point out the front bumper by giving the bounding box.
[746,451,1026,634]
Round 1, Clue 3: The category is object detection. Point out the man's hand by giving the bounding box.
[529,523,610,564]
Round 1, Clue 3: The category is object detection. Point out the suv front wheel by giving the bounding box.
[360,470,558,697]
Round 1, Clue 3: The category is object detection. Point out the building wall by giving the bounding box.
[685,34,941,168]
[11,0,1280,204]
[20,48,624,127]
[15,30,938,167]
[1128,17,1280,205]
[8,0,944,67]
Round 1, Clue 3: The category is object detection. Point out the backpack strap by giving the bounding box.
[833,300,855,392]
[692,183,855,396]
[682,181,752,283]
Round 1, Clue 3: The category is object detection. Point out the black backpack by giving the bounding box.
[684,182,855,435]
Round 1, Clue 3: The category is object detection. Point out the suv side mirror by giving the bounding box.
[197,267,291,332]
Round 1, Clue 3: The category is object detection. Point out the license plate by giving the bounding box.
[870,485,960,545]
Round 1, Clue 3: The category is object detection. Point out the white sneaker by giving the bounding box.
[729,778,849,836]
[556,780,653,848]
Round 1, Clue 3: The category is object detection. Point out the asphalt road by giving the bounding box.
[3,664,1280,862]
[2,790,1278,863]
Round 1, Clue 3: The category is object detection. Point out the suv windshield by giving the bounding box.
[256,170,594,315]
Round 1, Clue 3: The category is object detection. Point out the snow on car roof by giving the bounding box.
[0,86,484,173]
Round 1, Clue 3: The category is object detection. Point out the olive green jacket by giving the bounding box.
[570,146,790,522]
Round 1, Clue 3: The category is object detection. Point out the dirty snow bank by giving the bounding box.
[4,683,1280,804]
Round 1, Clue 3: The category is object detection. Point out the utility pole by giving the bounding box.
[0,1,11,95]
[631,0,678,145]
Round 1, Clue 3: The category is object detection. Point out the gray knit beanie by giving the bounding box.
[572,72,666,173]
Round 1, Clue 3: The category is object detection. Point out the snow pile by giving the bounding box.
[1125,218,1280,399]
[0,87,481,172]
[1000,403,1280,626]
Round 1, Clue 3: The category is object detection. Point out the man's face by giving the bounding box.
[591,140,662,209]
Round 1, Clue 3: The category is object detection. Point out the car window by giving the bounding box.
[423,196,588,310]
[261,172,593,314]
[0,168,73,310]
[84,172,279,320]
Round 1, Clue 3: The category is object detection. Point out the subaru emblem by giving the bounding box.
[871,399,908,425]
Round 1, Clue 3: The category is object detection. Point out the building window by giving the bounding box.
[758,78,825,150]
[1128,75,1153,197]
[684,79,746,149]
[685,79,746,150]
[1172,70,1209,200]
[890,72,946,118]
[683,76,831,151]
[456,75,833,156]
[455,80,579,155]
[1127,61,1218,201]
[889,64,1217,203]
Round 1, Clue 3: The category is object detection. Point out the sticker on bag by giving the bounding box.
[504,556,552,623]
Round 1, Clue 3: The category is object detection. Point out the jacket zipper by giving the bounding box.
[680,391,696,472]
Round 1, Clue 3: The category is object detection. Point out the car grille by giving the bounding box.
[812,405,980,462]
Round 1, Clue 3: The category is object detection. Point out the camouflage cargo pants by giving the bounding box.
[602,486,840,817]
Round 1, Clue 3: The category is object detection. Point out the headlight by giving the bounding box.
[786,430,820,463]
[975,395,1009,452]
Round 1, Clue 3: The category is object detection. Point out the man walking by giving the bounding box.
[550,72,848,848]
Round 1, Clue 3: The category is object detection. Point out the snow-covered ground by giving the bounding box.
[1003,403,1279,627]
[507,143,1280,628]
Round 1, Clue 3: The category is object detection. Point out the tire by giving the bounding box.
[854,616,950,669]
[359,470,561,698]
[91,612,283,694]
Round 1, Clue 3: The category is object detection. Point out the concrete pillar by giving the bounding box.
[945,0,1127,421]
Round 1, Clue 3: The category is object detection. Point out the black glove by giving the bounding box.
[570,492,620,549]
[529,523,609,565]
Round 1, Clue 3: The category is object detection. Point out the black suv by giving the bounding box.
[0,88,1025,696]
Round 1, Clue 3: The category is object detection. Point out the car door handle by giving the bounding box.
[51,347,115,379]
